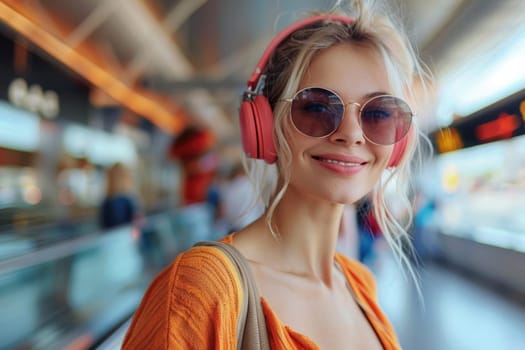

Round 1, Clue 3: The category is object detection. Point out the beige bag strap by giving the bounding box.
[194,241,270,350]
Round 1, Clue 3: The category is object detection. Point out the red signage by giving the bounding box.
[430,89,525,153]
[475,112,520,142]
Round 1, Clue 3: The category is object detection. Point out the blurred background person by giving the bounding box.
[99,162,141,230]
[356,195,382,264]
[219,162,264,233]
[168,127,218,206]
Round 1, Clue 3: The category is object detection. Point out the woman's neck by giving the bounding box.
[245,192,345,287]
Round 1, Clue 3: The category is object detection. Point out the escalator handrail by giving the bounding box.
[0,211,176,275]
[0,231,104,275]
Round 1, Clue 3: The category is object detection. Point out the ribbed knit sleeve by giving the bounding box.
[122,246,243,350]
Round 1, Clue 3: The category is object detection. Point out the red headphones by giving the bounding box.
[239,14,411,167]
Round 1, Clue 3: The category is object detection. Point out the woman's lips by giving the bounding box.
[312,154,368,175]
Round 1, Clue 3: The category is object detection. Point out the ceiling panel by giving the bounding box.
[2,0,525,139]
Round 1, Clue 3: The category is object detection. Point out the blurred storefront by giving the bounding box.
[0,28,183,257]
[420,88,525,294]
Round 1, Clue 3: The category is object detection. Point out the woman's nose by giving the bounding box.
[329,104,365,145]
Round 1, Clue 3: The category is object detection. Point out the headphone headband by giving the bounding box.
[246,14,355,91]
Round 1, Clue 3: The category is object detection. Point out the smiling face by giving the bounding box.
[284,42,393,204]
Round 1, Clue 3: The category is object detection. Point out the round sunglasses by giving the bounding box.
[281,87,414,145]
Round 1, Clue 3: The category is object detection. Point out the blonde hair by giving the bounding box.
[244,0,432,286]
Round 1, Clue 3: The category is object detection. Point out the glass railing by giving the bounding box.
[0,203,215,349]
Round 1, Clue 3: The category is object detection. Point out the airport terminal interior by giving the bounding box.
[1,0,525,349]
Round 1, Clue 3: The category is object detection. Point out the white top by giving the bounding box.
[220,175,264,230]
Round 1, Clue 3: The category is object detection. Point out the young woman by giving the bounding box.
[123,1,429,349]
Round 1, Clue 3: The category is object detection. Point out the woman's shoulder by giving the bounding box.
[122,242,242,349]
[175,243,239,280]
[334,253,377,295]
[156,242,243,310]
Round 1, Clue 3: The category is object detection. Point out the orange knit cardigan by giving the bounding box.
[122,235,401,349]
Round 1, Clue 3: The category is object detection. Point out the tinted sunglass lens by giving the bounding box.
[291,88,343,137]
[361,96,412,145]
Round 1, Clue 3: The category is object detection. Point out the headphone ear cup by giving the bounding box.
[239,100,259,159]
[387,125,414,167]
[239,95,276,164]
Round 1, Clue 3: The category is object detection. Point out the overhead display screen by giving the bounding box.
[431,89,525,154]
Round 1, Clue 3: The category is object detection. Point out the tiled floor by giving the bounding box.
[371,241,525,350]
